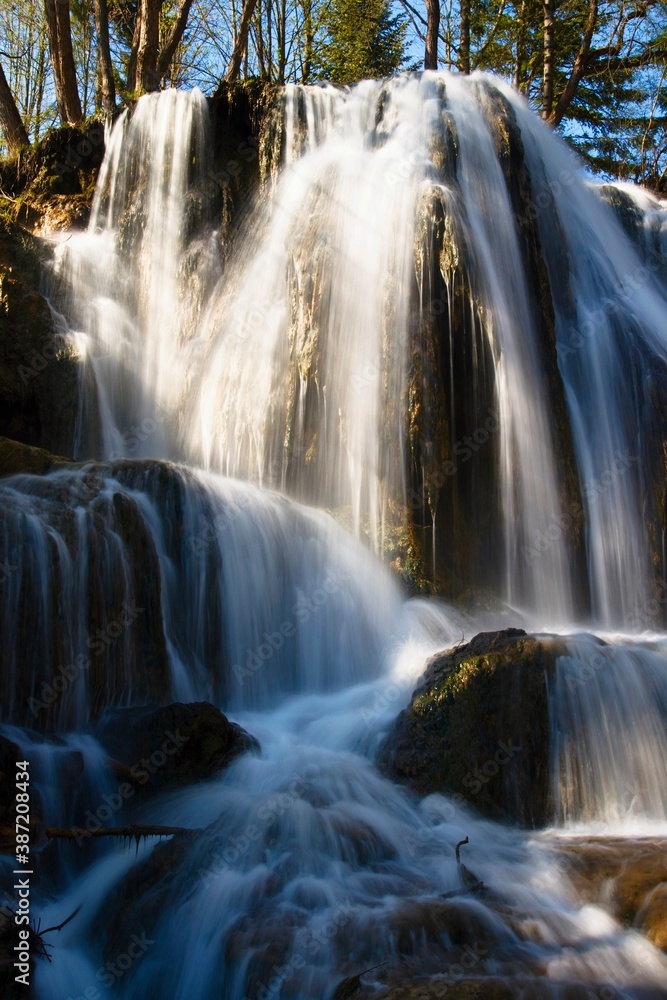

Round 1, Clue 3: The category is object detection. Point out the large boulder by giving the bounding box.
[96,701,259,790]
[377,628,566,827]
[0,436,71,478]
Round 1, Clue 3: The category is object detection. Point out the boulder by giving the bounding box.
[558,837,667,952]
[96,701,259,790]
[377,629,566,827]
[0,436,71,478]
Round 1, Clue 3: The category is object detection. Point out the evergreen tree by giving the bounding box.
[312,0,408,84]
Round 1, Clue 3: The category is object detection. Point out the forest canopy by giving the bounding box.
[0,0,665,189]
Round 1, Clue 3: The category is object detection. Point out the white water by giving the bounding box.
[3,72,667,998]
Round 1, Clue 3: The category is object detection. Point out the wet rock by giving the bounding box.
[371,980,598,999]
[0,436,71,478]
[96,701,259,790]
[638,884,667,951]
[0,218,80,454]
[558,837,667,951]
[377,629,566,827]
[0,734,22,854]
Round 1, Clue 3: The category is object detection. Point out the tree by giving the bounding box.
[133,0,160,92]
[224,0,259,81]
[44,0,83,122]
[424,0,439,69]
[0,57,29,152]
[312,0,407,84]
[0,0,51,144]
[93,0,116,113]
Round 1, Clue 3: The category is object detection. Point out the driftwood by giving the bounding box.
[45,823,188,847]
[441,835,486,898]
[332,964,387,999]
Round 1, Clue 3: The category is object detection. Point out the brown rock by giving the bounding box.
[0,435,71,478]
[95,701,260,790]
[377,629,567,827]
[558,837,667,951]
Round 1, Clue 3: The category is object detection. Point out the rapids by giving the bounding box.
[2,71,667,998]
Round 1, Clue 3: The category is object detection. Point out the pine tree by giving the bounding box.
[312,0,407,85]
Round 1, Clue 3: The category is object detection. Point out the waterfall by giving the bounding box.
[551,636,667,828]
[0,463,401,729]
[52,73,667,624]
[5,72,667,999]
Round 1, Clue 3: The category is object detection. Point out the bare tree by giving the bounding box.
[44,0,83,122]
[156,0,196,80]
[541,0,555,119]
[458,0,470,73]
[425,0,439,69]
[93,0,116,114]
[0,57,30,153]
[134,0,161,92]
[224,0,260,81]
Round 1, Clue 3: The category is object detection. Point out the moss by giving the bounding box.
[378,629,566,827]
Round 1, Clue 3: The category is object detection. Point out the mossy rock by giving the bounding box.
[0,436,72,478]
[377,628,566,827]
[0,219,80,454]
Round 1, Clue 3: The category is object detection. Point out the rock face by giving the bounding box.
[377,628,565,827]
[558,837,667,952]
[0,436,72,477]
[0,220,80,455]
[96,701,259,789]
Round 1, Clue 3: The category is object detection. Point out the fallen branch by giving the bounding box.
[455,836,469,864]
[333,963,387,999]
[45,823,188,843]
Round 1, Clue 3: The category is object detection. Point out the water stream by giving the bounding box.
[3,72,667,998]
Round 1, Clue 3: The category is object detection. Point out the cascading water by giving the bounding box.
[3,70,667,999]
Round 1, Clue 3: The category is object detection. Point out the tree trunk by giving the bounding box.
[156,0,195,81]
[513,0,526,90]
[425,0,439,70]
[549,0,598,127]
[224,0,260,83]
[44,0,83,123]
[0,59,30,154]
[542,0,555,120]
[301,0,313,82]
[94,0,116,115]
[135,0,161,93]
[277,0,287,85]
[458,0,470,74]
